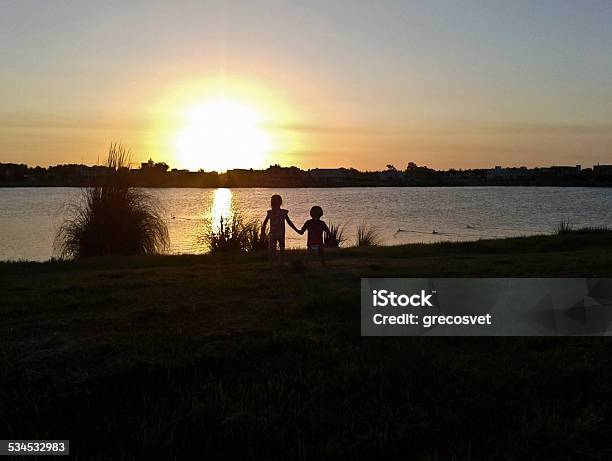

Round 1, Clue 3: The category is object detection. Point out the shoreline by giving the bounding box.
[0,230,567,264]
[2,183,612,188]
[3,228,611,269]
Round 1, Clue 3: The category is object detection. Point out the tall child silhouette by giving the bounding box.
[261,194,300,266]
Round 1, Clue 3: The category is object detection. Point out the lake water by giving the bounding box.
[1,186,611,261]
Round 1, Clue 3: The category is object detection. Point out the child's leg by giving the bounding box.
[303,245,313,265]
[318,245,326,266]
[278,238,285,265]
[268,237,276,266]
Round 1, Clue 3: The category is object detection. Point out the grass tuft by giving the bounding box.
[356,223,380,246]
[204,215,247,253]
[244,220,270,252]
[204,214,268,253]
[54,143,169,259]
[556,220,608,235]
[556,220,573,234]
[324,222,347,248]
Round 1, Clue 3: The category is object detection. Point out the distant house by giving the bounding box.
[77,165,110,179]
[141,159,169,172]
[225,168,259,186]
[168,169,219,187]
[487,166,510,181]
[308,168,350,180]
[547,165,581,177]
[594,165,612,177]
[486,165,568,184]
[263,165,304,185]
[307,168,361,186]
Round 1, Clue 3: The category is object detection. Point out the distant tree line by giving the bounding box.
[2,160,612,187]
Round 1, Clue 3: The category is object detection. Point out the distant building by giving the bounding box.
[547,165,581,177]
[487,166,530,182]
[487,166,510,181]
[263,165,304,184]
[594,165,612,177]
[77,165,110,179]
[308,168,350,180]
[225,168,258,186]
[307,168,361,186]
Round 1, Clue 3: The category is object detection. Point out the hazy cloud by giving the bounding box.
[0,112,147,132]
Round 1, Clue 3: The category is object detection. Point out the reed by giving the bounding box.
[54,144,169,259]
[555,220,573,234]
[244,220,269,252]
[356,223,380,246]
[323,222,347,248]
[556,220,608,235]
[204,215,247,253]
[204,214,269,253]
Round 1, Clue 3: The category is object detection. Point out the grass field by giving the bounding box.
[2,231,612,459]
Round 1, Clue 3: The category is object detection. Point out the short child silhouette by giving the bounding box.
[299,205,330,265]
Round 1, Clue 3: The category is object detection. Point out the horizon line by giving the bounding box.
[1,160,608,174]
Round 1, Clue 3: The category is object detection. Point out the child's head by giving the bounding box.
[310,205,323,219]
[270,194,282,209]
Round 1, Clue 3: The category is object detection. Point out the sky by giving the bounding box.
[1,0,611,171]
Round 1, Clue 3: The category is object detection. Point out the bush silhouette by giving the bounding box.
[356,223,380,246]
[55,144,169,258]
[323,222,346,248]
[203,214,269,253]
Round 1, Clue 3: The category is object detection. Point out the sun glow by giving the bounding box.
[175,100,271,172]
[150,78,304,171]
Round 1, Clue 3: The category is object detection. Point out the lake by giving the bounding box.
[1,186,611,261]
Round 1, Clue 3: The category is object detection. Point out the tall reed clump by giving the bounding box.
[54,143,169,259]
[556,220,573,234]
[323,222,347,248]
[356,223,381,246]
[204,214,268,253]
[244,221,270,251]
[555,219,608,235]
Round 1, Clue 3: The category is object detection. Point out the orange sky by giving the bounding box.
[1,1,611,171]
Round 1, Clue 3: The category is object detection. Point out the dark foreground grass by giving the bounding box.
[2,231,612,459]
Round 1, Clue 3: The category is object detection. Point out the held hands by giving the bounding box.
[290,223,304,235]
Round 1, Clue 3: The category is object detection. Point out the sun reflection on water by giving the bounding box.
[209,188,233,232]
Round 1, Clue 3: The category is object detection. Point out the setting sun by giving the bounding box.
[175,99,271,172]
